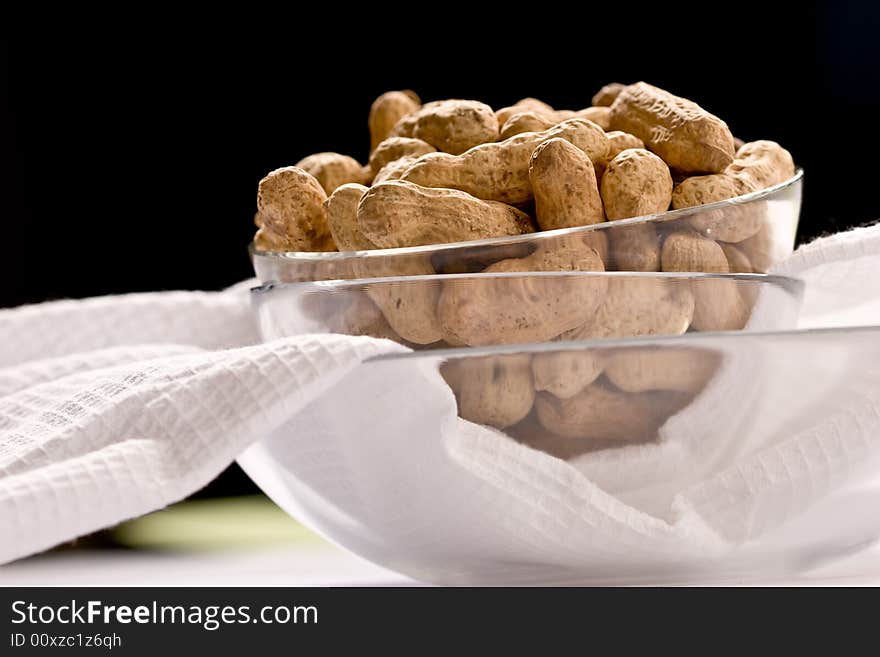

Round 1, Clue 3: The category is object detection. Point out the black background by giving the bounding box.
[2,3,879,498]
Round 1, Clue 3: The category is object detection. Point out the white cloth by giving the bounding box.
[1,226,880,571]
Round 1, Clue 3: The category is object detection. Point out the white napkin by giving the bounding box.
[1,225,880,573]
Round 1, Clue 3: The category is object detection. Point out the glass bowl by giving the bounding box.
[238,325,880,585]
[250,170,802,283]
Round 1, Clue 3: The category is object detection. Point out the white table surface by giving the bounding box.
[0,543,410,587]
[2,541,879,587]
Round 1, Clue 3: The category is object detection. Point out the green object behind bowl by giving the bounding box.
[111,495,323,551]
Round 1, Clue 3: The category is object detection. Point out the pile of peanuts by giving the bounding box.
[445,344,723,457]
[254,81,794,266]
[252,82,796,452]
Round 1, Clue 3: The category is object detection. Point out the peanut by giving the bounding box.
[503,412,596,459]
[369,90,421,152]
[599,148,671,272]
[719,244,760,306]
[256,166,335,252]
[583,230,609,264]
[687,139,794,191]
[368,137,436,174]
[372,155,421,184]
[604,347,721,394]
[574,106,612,130]
[529,138,604,230]
[608,223,661,271]
[595,131,646,180]
[441,330,468,348]
[720,242,754,273]
[592,82,626,107]
[495,97,556,127]
[605,131,645,160]
[441,354,535,429]
[532,350,603,399]
[525,232,611,399]
[497,99,608,132]
[673,140,795,242]
[499,111,556,139]
[357,180,534,249]
[438,237,607,346]
[401,118,609,205]
[691,278,751,331]
[600,148,673,220]
[361,165,375,185]
[660,230,730,273]
[687,197,768,244]
[295,152,370,196]
[727,139,797,185]
[609,82,735,173]
[253,226,285,251]
[737,223,778,272]
[566,277,694,340]
[391,99,498,155]
[325,183,372,251]
[660,232,752,331]
[535,383,672,443]
[356,257,443,345]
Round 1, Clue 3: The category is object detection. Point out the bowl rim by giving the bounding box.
[249,168,803,261]
[364,324,875,364]
[250,270,806,298]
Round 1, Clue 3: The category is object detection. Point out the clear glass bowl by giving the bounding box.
[252,272,804,352]
[238,326,880,584]
[250,170,802,283]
